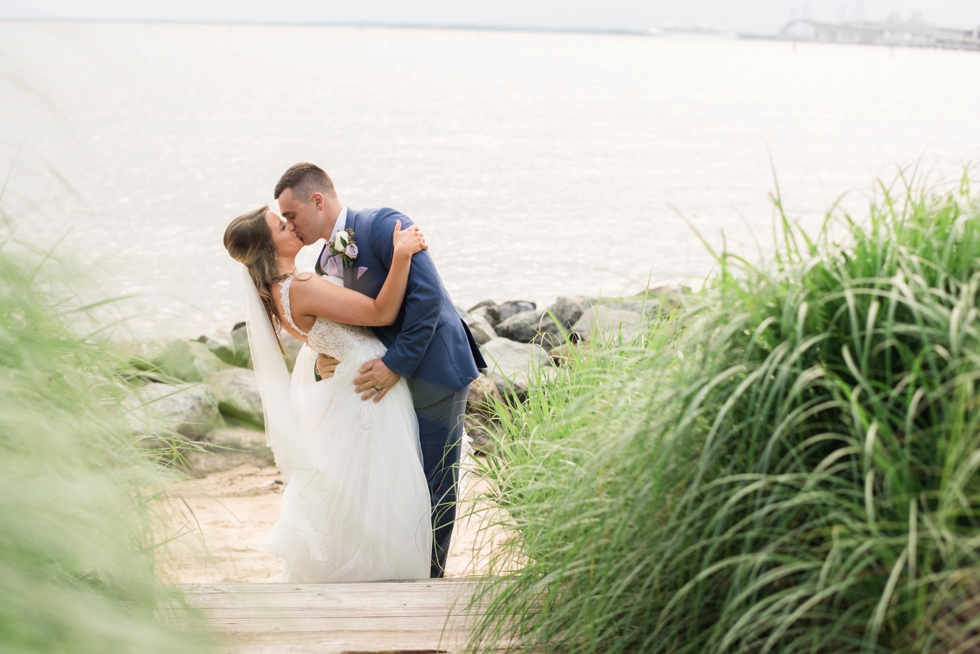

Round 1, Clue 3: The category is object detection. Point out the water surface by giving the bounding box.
[0,22,977,337]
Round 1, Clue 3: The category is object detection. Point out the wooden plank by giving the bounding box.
[172,580,499,654]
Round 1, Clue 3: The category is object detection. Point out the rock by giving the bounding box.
[571,306,645,343]
[465,415,494,455]
[466,373,504,419]
[226,322,301,371]
[498,300,536,323]
[549,343,577,366]
[531,331,566,351]
[128,382,219,440]
[196,333,237,366]
[206,368,264,427]
[496,309,562,344]
[465,373,504,454]
[466,313,497,345]
[182,426,275,476]
[647,283,688,311]
[468,300,501,327]
[122,340,168,372]
[204,425,267,450]
[546,296,584,330]
[580,297,662,319]
[609,299,663,318]
[280,332,304,372]
[230,322,251,368]
[205,426,274,466]
[152,340,230,382]
[479,337,551,401]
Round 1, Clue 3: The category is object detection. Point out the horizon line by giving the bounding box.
[0,16,779,39]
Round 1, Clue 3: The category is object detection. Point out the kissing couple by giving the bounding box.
[224,163,486,580]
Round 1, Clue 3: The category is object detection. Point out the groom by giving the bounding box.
[274,163,486,578]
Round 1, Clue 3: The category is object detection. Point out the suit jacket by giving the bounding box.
[316,207,485,407]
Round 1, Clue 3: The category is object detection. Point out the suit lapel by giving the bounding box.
[342,209,356,289]
[314,244,328,276]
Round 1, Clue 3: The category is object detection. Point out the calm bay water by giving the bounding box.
[0,21,978,338]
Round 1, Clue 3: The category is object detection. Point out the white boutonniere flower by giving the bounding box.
[328,229,358,268]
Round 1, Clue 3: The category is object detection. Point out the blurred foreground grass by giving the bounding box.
[0,244,210,653]
[472,174,980,653]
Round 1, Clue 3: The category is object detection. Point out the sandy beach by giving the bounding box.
[161,460,501,583]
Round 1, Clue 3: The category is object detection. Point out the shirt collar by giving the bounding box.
[329,206,349,242]
[320,206,348,270]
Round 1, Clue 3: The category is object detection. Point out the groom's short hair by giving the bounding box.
[274,163,337,201]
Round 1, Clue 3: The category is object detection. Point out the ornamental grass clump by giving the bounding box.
[470,176,980,653]
[0,246,210,654]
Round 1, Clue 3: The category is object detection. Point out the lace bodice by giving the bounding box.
[279,275,387,371]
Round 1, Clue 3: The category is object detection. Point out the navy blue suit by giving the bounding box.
[316,207,485,577]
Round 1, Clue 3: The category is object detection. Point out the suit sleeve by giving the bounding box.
[371,209,444,379]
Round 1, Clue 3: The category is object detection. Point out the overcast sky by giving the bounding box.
[0,0,977,35]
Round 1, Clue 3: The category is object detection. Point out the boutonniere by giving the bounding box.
[328,228,358,268]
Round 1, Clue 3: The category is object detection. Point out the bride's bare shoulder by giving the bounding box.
[290,273,341,299]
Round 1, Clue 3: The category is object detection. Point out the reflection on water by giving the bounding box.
[0,21,977,338]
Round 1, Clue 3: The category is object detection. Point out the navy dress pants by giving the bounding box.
[414,385,469,578]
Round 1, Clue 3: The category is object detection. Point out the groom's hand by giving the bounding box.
[315,354,340,381]
[354,358,401,402]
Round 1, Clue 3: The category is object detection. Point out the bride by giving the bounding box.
[223,205,432,582]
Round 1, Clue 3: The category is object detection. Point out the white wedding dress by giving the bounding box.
[262,274,432,582]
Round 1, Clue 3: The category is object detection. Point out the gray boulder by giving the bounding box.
[571,306,645,343]
[465,373,504,453]
[647,282,689,310]
[498,300,537,322]
[466,373,504,420]
[121,339,166,365]
[496,309,562,344]
[546,296,585,330]
[480,337,551,401]
[206,426,271,454]
[548,342,576,366]
[196,332,237,366]
[608,299,663,319]
[206,368,264,427]
[531,331,567,351]
[182,426,275,477]
[129,382,219,440]
[466,313,498,345]
[580,289,682,318]
[230,322,251,368]
[228,321,303,371]
[280,332,304,372]
[468,300,502,327]
[152,340,229,382]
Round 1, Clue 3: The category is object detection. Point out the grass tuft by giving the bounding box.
[0,243,210,653]
[470,174,980,654]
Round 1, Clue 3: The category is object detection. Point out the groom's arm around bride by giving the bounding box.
[351,208,478,406]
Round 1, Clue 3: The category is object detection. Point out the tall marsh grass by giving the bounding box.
[471,176,980,653]
[0,245,209,653]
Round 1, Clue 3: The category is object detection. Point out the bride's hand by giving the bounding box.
[392,220,427,258]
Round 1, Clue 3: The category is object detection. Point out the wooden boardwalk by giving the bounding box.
[177,580,490,654]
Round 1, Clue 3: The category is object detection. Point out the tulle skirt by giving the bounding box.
[263,345,432,582]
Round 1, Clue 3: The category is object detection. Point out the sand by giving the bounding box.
[161,460,504,583]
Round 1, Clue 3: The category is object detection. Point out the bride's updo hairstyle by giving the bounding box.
[224,206,287,332]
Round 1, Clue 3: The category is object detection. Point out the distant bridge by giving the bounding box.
[779,14,980,51]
